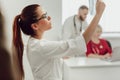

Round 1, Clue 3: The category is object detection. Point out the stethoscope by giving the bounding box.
[73,15,82,34]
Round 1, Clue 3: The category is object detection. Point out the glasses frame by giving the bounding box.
[37,12,48,21]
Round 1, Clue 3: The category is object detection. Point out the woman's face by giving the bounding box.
[33,6,52,32]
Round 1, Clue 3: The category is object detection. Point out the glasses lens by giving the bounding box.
[38,12,47,20]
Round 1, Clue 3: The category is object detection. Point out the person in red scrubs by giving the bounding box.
[86,25,112,59]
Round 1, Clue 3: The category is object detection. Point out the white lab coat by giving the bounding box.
[60,15,88,40]
[26,35,86,80]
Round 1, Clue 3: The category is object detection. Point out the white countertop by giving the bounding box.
[63,57,120,68]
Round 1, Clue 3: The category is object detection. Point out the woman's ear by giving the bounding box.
[31,23,39,31]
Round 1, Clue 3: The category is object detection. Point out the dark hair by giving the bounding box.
[12,4,40,78]
[79,5,88,11]
[19,4,40,35]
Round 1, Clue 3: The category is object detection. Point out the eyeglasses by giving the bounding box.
[37,12,48,21]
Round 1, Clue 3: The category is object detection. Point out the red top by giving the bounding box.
[86,39,112,56]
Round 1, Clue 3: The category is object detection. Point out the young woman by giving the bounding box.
[86,25,112,59]
[12,0,105,80]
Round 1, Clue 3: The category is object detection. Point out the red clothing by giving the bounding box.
[86,39,112,56]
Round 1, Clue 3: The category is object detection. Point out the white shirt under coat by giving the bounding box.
[26,35,86,80]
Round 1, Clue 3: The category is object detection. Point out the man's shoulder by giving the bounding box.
[63,15,75,26]
[65,15,75,21]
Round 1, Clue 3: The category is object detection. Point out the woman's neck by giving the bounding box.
[32,31,43,39]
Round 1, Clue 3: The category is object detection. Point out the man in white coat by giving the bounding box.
[61,5,89,40]
[61,5,89,57]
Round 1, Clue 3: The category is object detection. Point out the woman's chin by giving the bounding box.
[46,26,52,31]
